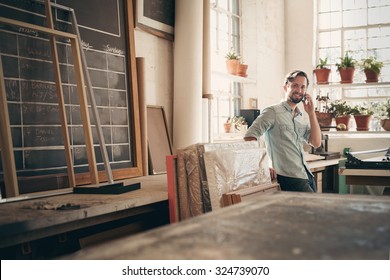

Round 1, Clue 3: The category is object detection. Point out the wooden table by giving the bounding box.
[339,167,390,186]
[307,158,340,193]
[0,175,168,256]
[60,192,390,260]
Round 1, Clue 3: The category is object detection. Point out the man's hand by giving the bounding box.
[303,93,315,114]
[269,167,277,180]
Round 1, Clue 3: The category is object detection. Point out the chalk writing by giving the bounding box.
[18,27,38,37]
[103,44,124,55]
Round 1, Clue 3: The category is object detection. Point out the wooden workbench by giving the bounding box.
[60,191,390,260]
[0,174,169,258]
[307,158,341,193]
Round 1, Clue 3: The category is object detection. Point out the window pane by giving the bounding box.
[343,0,366,9]
[230,0,239,15]
[368,0,388,7]
[318,11,341,29]
[368,6,390,24]
[343,9,367,27]
[231,16,240,37]
[219,0,228,11]
[318,31,341,47]
[318,0,341,12]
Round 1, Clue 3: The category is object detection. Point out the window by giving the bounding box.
[315,0,390,111]
[210,0,242,136]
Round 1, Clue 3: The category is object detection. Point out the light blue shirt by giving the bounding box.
[245,101,312,179]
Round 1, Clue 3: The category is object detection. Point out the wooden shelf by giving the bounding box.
[212,71,256,84]
[314,81,390,89]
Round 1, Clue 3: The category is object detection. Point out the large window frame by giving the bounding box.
[314,0,390,116]
[210,0,242,137]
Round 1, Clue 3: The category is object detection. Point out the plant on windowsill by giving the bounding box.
[231,116,247,132]
[225,48,240,75]
[328,100,352,131]
[359,57,384,83]
[378,99,390,131]
[315,94,333,131]
[336,51,356,84]
[224,117,233,133]
[350,105,374,131]
[314,57,331,84]
[237,60,248,77]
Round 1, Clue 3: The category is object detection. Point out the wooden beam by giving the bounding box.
[0,17,77,39]
[0,55,19,197]
[44,0,76,188]
[69,37,99,184]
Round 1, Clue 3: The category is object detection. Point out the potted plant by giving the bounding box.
[225,48,240,75]
[336,51,356,83]
[350,105,374,131]
[237,60,248,77]
[328,100,352,130]
[378,99,390,131]
[231,116,247,132]
[224,117,233,133]
[315,94,333,130]
[360,57,384,83]
[314,57,331,84]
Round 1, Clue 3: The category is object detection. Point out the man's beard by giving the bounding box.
[288,92,304,104]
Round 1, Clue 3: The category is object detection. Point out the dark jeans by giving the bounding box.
[277,172,316,192]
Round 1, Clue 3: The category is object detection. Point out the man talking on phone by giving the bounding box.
[244,70,321,192]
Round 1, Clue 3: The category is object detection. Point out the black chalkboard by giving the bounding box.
[135,0,174,40]
[0,0,140,193]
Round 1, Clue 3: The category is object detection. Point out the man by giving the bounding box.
[244,70,321,192]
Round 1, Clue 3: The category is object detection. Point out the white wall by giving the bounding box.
[134,30,174,137]
[284,0,314,92]
[242,0,286,109]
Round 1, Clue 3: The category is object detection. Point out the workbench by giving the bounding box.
[339,167,390,195]
[0,174,169,259]
[307,158,341,193]
[60,191,390,260]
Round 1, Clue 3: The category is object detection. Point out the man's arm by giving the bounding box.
[244,136,257,141]
[303,93,321,148]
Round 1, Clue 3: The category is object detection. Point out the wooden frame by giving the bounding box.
[0,0,143,197]
[146,106,172,174]
[249,98,258,109]
[134,0,174,41]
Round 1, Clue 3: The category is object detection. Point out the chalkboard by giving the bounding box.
[135,0,174,41]
[0,0,142,193]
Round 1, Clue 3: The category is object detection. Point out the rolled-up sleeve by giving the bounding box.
[245,107,275,139]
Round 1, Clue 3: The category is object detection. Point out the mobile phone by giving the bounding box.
[302,93,307,102]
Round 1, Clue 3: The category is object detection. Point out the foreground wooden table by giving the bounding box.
[0,175,168,252]
[61,192,390,260]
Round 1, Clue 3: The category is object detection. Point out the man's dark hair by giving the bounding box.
[284,70,309,87]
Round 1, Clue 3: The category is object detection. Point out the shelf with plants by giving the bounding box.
[313,54,389,89]
[313,81,390,89]
[211,70,257,84]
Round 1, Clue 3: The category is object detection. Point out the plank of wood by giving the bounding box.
[222,183,280,207]
[0,56,19,197]
[69,37,99,184]
[44,0,75,188]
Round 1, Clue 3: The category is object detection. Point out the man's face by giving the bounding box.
[284,75,307,104]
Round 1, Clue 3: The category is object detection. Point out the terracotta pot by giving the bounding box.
[380,118,390,131]
[335,115,351,131]
[314,68,331,84]
[223,122,232,133]
[226,60,239,75]
[338,67,355,83]
[354,115,371,131]
[315,112,333,131]
[364,69,379,83]
[237,63,248,77]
